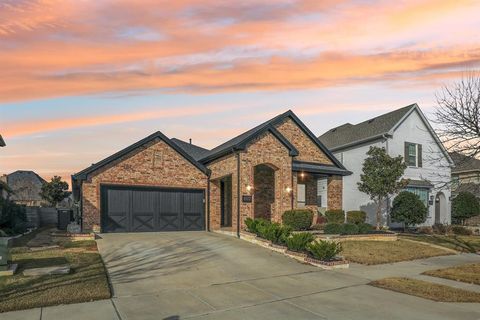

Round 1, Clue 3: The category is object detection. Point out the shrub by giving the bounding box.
[306,240,342,261]
[342,223,359,235]
[324,223,343,234]
[391,191,427,229]
[357,223,372,234]
[282,209,314,231]
[0,197,27,235]
[432,223,448,235]
[286,232,315,252]
[451,225,473,236]
[417,226,433,234]
[346,211,366,224]
[325,210,345,224]
[310,223,325,231]
[245,218,270,236]
[452,192,480,224]
[262,223,291,245]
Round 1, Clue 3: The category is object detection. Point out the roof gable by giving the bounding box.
[199,110,346,170]
[73,131,208,181]
[0,135,5,147]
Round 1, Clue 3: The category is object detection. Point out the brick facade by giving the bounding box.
[327,175,343,210]
[81,138,208,231]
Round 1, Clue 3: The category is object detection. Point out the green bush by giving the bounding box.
[286,232,315,252]
[323,223,343,234]
[0,197,27,235]
[346,211,366,224]
[246,218,270,237]
[282,209,313,231]
[306,240,342,261]
[451,225,473,236]
[261,223,291,245]
[357,223,372,234]
[325,210,345,224]
[452,192,480,224]
[342,223,359,235]
[432,223,448,235]
[391,191,427,229]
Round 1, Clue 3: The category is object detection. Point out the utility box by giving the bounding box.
[57,209,73,231]
[0,238,12,271]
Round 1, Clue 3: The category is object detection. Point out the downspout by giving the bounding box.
[236,152,241,238]
[290,156,294,210]
[79,181,83,233]
[206,173,211,232]
[382,134,391,225]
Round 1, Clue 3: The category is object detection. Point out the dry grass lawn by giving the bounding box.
[400,234,480,253]
[423,263,480,285]
[341,240,453,265]
[370,277,480,302]
[0,236,111,313]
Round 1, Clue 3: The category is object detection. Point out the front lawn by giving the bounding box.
[423,263,480,285]
[400,234,480,253]
[370,277,480,302]
[0,235,111,313]
[341,240,453,265]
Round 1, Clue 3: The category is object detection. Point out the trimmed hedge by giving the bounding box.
[451,225,473,236]
[357,223,373,234]
[346,211,366,224]
[325,210,345,224]
[342,223,359,235]
[282,209,313,231]
[324,223,343,234]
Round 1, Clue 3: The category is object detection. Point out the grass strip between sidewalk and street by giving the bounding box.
[423,263,480,285]
[370,277,480,302]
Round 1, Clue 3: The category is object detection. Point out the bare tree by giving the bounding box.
[434,72,480,158]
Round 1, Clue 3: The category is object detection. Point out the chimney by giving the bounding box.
[189,139,192,144]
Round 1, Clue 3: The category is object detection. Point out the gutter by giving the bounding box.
[330,133,392,152]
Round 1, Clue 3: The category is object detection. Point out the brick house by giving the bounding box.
[72,110,351,233]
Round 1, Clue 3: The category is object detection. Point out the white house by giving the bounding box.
[319,104,454,227]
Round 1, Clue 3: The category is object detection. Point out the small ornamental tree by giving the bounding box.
[358,146,408,229]
[452,192,480,224]
[391,191,428,230]
[40,176,71,207]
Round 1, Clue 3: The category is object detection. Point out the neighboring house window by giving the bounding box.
[405,187,429,207]
[404,142,422,167]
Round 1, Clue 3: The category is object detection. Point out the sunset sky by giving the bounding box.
[1,0,480,186]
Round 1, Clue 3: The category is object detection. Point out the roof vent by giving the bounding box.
[189,139,192,144]
[368,118,375,124]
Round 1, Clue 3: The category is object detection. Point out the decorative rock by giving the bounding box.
[23,265,71,276]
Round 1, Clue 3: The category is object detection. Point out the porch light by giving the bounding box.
[286,187,292,193]
[300,172,305,178]
[246,185,253,192]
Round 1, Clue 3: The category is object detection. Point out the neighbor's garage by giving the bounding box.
[101,186,205,233]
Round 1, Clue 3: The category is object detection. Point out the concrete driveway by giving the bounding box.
[2,232,480,320]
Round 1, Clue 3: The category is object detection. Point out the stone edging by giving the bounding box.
[239,232,349,270]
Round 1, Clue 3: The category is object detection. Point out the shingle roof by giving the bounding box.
[450,152,480,173]
[198,110,346,171]
[0,135,5,147]
[7,170,46,202]
[319,104,416,150]
[171,138,210,161]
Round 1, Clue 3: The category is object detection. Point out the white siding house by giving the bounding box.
[319,104,454,227]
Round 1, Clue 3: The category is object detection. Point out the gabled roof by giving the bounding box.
[171,138,211,161]
[319,104,415,150]
[198,110,346,170]
[0,135,5,147]
[319,103,454,165]
[72,131,208,181]
[7,170,46,202]
[450,152,480,173]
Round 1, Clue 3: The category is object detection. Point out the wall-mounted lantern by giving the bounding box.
[246,185,253,193]
[286,187,292,194]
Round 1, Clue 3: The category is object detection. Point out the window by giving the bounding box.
[405,142,422,167]
[405,187,429,207]
[297,184,306,208]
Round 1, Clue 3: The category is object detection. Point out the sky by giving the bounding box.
[1,0,480,186]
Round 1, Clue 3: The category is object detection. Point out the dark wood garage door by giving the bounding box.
[101,185,205,233]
